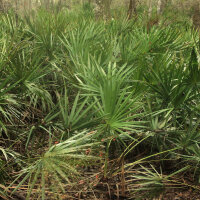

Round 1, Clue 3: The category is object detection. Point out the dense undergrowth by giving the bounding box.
[0,3,200,200]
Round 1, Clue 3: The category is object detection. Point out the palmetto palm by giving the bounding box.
[47,88,99,139]
[128,164,188,199]
[11,130,102,200]
[1,4,200,200]
[76,60,146,138]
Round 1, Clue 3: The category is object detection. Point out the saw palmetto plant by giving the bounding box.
[0,2,200,199]
[127,164,189,199]
[10,130,103,199]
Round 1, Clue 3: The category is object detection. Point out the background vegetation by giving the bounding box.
[0,0,200,199]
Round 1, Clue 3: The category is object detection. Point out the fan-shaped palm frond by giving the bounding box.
[10,130,102,200]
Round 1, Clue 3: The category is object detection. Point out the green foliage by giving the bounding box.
[0,4,200,199]
[128,164,189,199]
[10,130,102,199]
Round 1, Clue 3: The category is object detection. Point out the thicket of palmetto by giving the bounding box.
[0,0,200,199]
